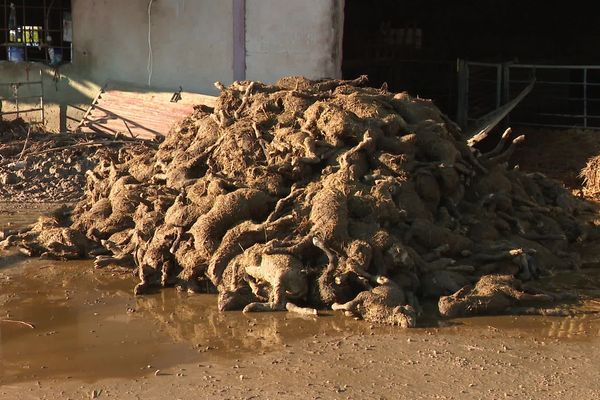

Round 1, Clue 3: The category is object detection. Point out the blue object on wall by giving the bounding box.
[7,46,25,62]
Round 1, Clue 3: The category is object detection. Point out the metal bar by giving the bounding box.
[4,0,6,36]
[503,64,510,125]
[0,80,43,86]
[465,61,505,67]
[523,96,600,102]
[0,95,43,101]
[21,0,26,62]
[510,64,600,70]
[509,122,596,129]
[40,69,44,124]
[14,83,19,118]
[508,79,600,86]
[467,78,502,84]
[44,0,49,64]
[3,1,7,50]
[0,108,44,116]
[584,68,588,128]
[532,112,600,119]
[456,59,468,129]
[496,64,502,109]
[536,113,595,118]
[76,84,107,131]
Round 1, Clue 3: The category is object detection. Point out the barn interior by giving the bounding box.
[342,0,600,119]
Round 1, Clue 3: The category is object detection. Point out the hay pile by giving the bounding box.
[580,156,600,198]
[32,77,593,325]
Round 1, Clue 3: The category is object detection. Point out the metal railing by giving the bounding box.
[457,60,510,129]
[458,60,600,130]
[0,69,44,124]
[506,64,600,129]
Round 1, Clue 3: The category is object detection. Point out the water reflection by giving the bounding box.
[0,256,371,385]
[134,289,371,358]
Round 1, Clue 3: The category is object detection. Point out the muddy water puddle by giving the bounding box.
[0,256,374,385]
[0,205,369,384]
[0,202,61,233]
[1,206,600,385]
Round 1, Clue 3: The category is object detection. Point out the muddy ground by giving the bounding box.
[513,128,600,194]
[0,120,149,203]
[1,205,599,399]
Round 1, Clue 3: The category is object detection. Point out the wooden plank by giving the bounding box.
[102,90,217,108]
[91,101,194,119]
[87,106,190,123]
[77,83,218,140]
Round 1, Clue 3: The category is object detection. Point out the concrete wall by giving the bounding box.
[75,0,234,93]
[0,0,344,131]
[246,0,344,82]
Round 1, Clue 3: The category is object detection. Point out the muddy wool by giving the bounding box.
[5,76,593,326]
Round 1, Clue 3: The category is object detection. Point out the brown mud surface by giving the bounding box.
[0,256,372,385]
[1,207,600,399]
[0,259,599,399]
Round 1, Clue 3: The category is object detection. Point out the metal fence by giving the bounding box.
[456,61,505,128]
[506,64,600,129]
[458,61,600,130]
[0,69,44,124]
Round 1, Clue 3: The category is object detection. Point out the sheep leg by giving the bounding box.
[243,282,286,313]
[483,127,512,158]
[488,135,525,165]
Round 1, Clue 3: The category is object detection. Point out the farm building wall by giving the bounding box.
[0,0,344,131]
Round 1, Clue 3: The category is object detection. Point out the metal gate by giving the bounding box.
[458,60,600,130]
[506,64,600,129]
[0,69,45,124]
[457,60,506,129]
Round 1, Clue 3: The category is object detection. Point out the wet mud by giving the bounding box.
[0,255,379,385]
[1,205,600,390]
[1,253,598,386]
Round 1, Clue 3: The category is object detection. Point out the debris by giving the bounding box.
[7,76,594,325]
[438,274,555,318]
[0,118,149,203]
[0,319,35,329]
